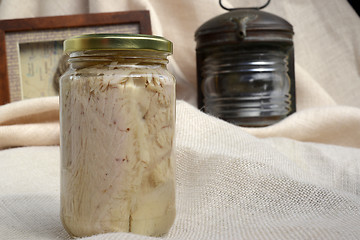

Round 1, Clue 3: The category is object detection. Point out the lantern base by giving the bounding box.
[217,115,286,127]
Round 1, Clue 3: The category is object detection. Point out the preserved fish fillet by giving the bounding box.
[60,64,176,237]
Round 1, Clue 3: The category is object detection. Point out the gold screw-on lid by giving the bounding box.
[64,34,173,54]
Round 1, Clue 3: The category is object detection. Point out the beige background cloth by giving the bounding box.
[0,0,360,239]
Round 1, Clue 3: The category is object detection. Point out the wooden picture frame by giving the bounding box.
[0,11,152,105]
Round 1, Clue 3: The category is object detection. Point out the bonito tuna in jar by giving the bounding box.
[59,34,176,238]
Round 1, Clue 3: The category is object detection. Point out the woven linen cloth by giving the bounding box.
[1,0,360,239]
[1,0,360,108]
[1,100,360,240]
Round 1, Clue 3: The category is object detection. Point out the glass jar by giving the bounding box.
[59,34,176,238]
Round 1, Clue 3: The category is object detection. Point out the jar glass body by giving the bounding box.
[59,50,176,237]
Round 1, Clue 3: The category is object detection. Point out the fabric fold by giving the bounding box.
[0,97,60,149]
[0,122,60,149]
[244,106,360,148]
[0,97,59,125]
[0,98,360,149]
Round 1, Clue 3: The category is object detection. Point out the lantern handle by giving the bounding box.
[219,0,271,11]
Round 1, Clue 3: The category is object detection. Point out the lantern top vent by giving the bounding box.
[195,2,294,48]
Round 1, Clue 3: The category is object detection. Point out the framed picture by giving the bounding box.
[0,11,152,105]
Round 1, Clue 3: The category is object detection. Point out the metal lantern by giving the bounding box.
[195,0,296,127]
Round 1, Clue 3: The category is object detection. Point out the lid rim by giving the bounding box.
[64,34,173,54]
